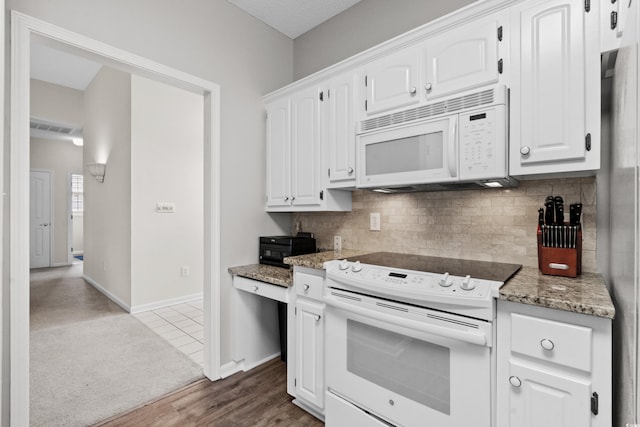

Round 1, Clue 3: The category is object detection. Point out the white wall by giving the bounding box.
[30,78,83,126]
[6,0,294,366]
[293,0,475,79]
[29,138,83,265]
[130,75,203,308]
[83,66,132,307]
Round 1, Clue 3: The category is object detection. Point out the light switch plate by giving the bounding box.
[156,202,176,213]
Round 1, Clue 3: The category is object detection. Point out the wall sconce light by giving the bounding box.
[87,162,106,183]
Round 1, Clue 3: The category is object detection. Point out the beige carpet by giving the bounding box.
[30,264,204,426]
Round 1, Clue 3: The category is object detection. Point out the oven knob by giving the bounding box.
[339,260,349,271]
[439,272,453,287]
[351,261,363,273]
[461,275,475,291]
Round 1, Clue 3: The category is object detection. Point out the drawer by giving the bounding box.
[510,313,592,372]
[294,272,324,301]
[234,276,289,303]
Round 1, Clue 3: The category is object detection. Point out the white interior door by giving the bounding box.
[30,170,52,269]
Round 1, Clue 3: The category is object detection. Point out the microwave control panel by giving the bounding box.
[458,105,506,181]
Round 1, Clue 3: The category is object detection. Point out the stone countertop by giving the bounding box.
[228,264,293,288]
[283,249,372,269]
[499,267,615,319]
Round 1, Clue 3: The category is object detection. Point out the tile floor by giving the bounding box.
[134,299,204,366]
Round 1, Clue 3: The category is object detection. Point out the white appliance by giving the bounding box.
[323,253,521,427]
[356,86,515,192]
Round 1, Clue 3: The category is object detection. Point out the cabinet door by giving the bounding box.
[265,98,291,208]
[326,72,356,185]
[510,0,600,175]
[290,87,322,207]
[508,361,592,427]
[296,298,325,410]
[363,47,420,116]
[423,13,502,101]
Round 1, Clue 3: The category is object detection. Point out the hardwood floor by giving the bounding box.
[94,358,324,426]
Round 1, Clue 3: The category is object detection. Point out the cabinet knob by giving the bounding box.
[303,284,310,291]
[540,338,555,351]
[284,196,289,202]
[291,196,296,202]
[409,86,417,95]
[347,167,354,174]
[520,146,531,156]
[252,286,259,292]
[314,315,321,322]
[425,83,433,91]
[509,376,522,388]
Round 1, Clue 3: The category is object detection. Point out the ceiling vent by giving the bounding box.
[30,117,82,141]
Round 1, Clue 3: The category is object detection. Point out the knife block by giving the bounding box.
[537,226,582,278]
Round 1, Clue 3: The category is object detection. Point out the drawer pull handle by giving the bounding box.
[549,263,569,270]
[540,338,555,351]
[253,286,259,292]
[509,376,522,388]
[303,284,310,291]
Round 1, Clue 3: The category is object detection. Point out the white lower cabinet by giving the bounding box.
[497,300,612,427]
[289,268,326,419]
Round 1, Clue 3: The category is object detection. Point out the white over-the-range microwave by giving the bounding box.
[356,85,516,192]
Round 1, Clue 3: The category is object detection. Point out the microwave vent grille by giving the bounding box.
[361,88,495,132]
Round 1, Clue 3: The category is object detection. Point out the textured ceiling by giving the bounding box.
[227,0,363,39]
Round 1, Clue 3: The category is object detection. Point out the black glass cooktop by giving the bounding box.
[346,252,521,283]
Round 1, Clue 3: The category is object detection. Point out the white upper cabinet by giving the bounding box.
[509,0,600,176]
[422,12,505,101]
[290,87,322,207]
[362,46,421,117]
[265,87,352,212]
[265,97,290,209]
[325,72,357,187]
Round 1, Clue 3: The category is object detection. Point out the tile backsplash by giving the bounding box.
[292,177,597,272]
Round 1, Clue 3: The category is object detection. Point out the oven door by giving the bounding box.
[324,290,492,427]
[357,115,458,188]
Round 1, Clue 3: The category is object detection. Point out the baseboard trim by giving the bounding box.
[52,262,72,267]
[130,293,204,314]
[220,361,243,379]
[220,353,281,379]
[82,274,132,313]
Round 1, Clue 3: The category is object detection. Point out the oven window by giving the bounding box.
[365,132,443,176]
[346,319,450,414]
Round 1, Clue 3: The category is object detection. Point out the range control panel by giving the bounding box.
[325,260,504,307]
[458,105,507,181]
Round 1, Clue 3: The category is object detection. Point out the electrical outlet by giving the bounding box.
[370,212,381,231]
[181,265,190,277]
[333,236,342,252]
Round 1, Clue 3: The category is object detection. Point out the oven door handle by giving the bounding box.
[324,294,488,346]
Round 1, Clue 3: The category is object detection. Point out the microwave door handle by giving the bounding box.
[324,294,487,346]
[448,117,457,177]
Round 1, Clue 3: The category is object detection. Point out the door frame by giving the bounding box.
[29,169,54,269]
[10,11,222,425]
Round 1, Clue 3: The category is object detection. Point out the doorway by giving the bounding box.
[10,11,222,425]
